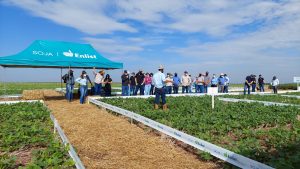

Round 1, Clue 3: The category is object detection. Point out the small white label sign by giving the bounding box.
[294,77,300,83]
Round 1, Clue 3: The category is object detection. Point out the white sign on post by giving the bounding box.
[294,77,300,91]
[207,87,218,94]
[294,77,300,83]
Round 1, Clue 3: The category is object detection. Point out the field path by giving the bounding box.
[46,98,219,169]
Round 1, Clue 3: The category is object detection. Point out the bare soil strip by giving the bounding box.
[46,98,220,169]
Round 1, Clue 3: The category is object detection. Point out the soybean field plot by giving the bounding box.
[101,96,300,169]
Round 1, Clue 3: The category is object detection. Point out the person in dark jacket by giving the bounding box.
[135,69,145,95]
[103,74,112,96]
[62,69,75,102]
[244,75,252,95]
[251,74,257,92]
[258,74,265,92]
[121,70,130,96]
[129,72,136,96]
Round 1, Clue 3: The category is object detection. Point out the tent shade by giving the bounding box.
[0,40,123,69]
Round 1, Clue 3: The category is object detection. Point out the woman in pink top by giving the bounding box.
[144,73,152,95]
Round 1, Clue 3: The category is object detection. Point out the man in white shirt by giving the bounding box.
[153,65,170,110]
[181,71,191,93]
[93,67,104,96]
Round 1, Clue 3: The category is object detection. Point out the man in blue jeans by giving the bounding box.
[121,70,130,96]
[153,65,171,110]
[62,69,75,102]
[135,69,145,95]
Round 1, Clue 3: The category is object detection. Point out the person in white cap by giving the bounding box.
[218,73,225,93]
[152,65,171,110]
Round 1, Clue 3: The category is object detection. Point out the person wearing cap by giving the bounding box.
[224,74,230,93]
[211,74,218,87]
[271,76,279,94]
[153,65,171,110]
[251,74,257,92]
[218,73,225,93]
[172,73,180,94]
[62,69,75,102]
[181,71,191,93]
[258,74,265,92]
[244,75,252,95]
[93,67,104,96]
[144,73,152,95]
[135,69,145,95]
[204,71,211,93]
[121,70,130,96]
[75,71,90,104]
[129,72,136,95]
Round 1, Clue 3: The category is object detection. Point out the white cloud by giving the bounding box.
[2,0,136,34]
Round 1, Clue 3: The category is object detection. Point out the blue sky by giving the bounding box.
[0,0,299,83]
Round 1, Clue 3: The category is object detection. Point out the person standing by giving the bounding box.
[204,71,211,93]
[165,73,173,94]
[121,70,130,96]
[103,74,112,96]
[244,75,252,95]
[149,73,155,95]
[271,76,279,94]
[258,74,265,92]
[153,65,170,110]
[224,74,230,93]
[129,72,136,96]
[135,69,145,95]
[211,74,218,87]
[172,73,180,94]
[181,71,191,93]
[188,75,193,93]
[62,69,75,102]
[196,73,205,93]
[218,73,225,93]
[251,75,257,92]
[76,71,89,104]
[93,68,104,96]
[144,73,152,95]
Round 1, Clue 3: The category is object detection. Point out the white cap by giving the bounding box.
[158,65,164,70]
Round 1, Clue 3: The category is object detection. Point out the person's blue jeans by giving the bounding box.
[122,85,129,96]
[244,85,250,95]
[66,84,74,101]
[259,84,264,92]
[272,86,278,94]
[195,85,200,93]
[165,86,172,94]
[145,84,151,95]
[199,85,204,93]
[182,86,189,93]
[94,83,102,95]
[135,84,144,95]
[252,84,256,92]
[224,85,229,93]
[79,85,87,104]
[155,88,166,104]
[204,85,208,93]
[188,85,192,93]
[173,85,179,94]
[130,85,136,95]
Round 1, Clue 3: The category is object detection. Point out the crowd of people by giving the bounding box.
[62,67,280,105]
[121,70,231,96]
[244,74,279,94]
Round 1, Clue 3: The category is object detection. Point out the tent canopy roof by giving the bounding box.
[0,40,123,69]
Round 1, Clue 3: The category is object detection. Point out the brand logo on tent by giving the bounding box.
[32,51,54,56]
[63,50,97,59]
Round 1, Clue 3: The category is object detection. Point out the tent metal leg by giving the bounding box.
[60,68,62,91]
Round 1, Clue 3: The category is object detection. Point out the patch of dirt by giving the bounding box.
[7,147,44,167]
[45,98,220,169]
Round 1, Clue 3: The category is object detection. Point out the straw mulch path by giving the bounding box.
[45,99,220,169]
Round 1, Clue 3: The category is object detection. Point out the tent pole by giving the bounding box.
[60,68,62,91]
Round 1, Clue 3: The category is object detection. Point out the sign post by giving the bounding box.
[293,77,300,91]
[207,87,218,109]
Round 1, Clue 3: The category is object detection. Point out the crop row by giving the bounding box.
[221,94,300,105]
[0,102,74,168]
[101,96,300,169]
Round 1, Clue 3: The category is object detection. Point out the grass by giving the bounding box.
[0,82,122,95]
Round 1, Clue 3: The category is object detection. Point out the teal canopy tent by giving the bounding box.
[0,40,123,69]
